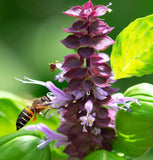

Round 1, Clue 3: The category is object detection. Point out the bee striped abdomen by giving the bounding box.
[16,106,34,130]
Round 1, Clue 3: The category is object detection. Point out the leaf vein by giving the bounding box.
[137,25,153,57]
[123,22,144,66]
[136,58,153,65]
[116,22,144,78]
[137,41,153,58]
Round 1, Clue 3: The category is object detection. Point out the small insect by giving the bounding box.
[50,63,57,72]
[16,96,51,130]
[49,60,59,72]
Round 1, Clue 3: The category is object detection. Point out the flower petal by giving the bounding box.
[95,117,110,127]
[91,35,115,51]
[93,87,108,100]
[90,21,108,35]
[63,6,83,17]
[63,20,88,35]
[107,93,140,111]
[26,123,57,137]
[80,35,91,45]
[72,89,86,100]
[64,68,88,78]
[72,20,87,30]
[62,54,83,69]
[92,76,108,87]
[96,107,108,119]
[67,78,83,92]
[84,100,93,113]
[97,63,112,77]
[61,35,80,49]
[15,76,72,102]
[78,46,94,58]
[108,110,117,128]
[82,1,94,17]
[82,80,93,91]
[90,53,110,65]
[83,1,94,10]
[103,86,119,94]
[62,26,81,34]
[90,134,103,148]
[26,123,68,148]
[94,4,110,17]
[103,26,114,34]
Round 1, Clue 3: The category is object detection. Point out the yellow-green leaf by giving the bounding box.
[111,14,153,79]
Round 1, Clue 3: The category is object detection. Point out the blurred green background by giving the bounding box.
[0,0,153,98]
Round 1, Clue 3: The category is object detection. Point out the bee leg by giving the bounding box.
[45,113,54,119]
[44,107,54,119]
[32,114,36,122]
[32,111,37,122]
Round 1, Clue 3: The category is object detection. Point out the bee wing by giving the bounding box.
[38,101,51,107]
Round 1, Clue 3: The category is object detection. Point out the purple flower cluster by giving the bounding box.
[15,1,139,160]
[56,1,117,158]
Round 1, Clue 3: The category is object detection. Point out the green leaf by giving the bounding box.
[113,135,148,158]
[0,130,51,160]
[111,14,153,79]
[0,98,21,137]
[84,150,126,160]
[49,143,68,160]
[0,90,29,111]
[135,149,153,160]
[114,83,153,157]
[0,91,31,137]
[130,148,153,160]
[0,91,60,137]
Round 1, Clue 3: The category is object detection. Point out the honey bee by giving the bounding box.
[16,96,51,130]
